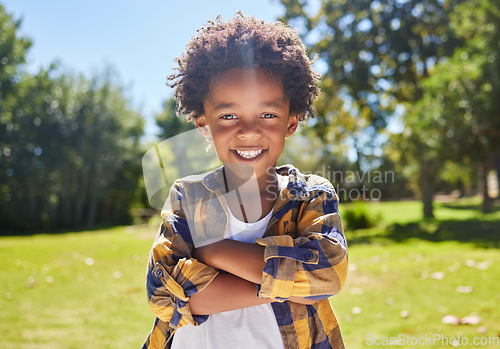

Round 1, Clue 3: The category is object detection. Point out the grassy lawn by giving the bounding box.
[1,198,499,348]
[337,198,500,348]
[0,226,155,349]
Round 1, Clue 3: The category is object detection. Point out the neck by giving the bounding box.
[222,165,279,222]
[223,165,278,194]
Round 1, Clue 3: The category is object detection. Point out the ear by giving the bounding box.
[195,115,211,139]
[285,114,299,138]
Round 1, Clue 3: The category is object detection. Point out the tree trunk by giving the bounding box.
[86,167,102,227]
[420,159,435,218]
[480,156,493,213]
[494,154,500,200]
[62,168,73,228]
[28,184,38,228]
[75,168,89,227]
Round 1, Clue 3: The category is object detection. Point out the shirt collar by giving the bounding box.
[199,164,333,201]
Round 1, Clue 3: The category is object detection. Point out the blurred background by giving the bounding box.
[0,0,499,348]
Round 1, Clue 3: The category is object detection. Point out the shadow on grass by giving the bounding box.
[0,224,120,237]
[386,219,500,248]
[349,218,500,248]
[440,204,483,211]
[348,199,500,248]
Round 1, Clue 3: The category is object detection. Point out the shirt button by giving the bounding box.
[155,269,164,278]
[304,251,314,260]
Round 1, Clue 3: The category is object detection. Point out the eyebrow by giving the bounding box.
[212,102,235,111]
[262,100,286,109]
[212,99,287,111]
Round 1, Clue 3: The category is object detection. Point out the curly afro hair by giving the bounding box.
[167,12,321,122]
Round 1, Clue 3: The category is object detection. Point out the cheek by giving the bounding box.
[211,126,233,140]
[268,123,289,138]
[210,127,235,150]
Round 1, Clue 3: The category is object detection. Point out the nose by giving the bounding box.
[237,119,261,139]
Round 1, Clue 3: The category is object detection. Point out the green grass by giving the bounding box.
[335,241,500,348]
[1,198,499,348]
[336,198,500,348]
[0,226,155,349]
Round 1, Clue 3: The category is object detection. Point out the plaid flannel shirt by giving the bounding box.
[143,165,348,349]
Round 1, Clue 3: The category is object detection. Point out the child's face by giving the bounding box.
[196,68,299,181]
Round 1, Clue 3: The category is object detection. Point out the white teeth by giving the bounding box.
[234,149,264,159]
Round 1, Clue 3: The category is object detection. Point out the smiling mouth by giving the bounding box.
[232,149,267,159]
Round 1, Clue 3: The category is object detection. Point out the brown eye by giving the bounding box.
[220,114,236,120]
[262,113,277,119]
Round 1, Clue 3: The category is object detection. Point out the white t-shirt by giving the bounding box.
[171,208,285,349]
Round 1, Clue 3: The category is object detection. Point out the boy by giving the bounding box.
[143,13,348,349]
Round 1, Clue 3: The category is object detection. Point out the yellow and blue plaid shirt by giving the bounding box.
[143,165,348,349]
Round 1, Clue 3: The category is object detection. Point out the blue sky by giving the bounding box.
[3,0,285,137]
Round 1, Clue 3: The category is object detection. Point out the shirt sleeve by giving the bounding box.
[255,186,347,302]
[146,182,219,330]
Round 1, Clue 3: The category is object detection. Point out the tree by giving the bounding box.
[407,0,500,213]
[1,65,144,230]
[0,3,31,101]
[57,67,145,227]
[1,68,54,228]
[0,4,35,229]
[155,97,195,140]
[279,0,463,169]
[0,3,145,231]
[278,0,477,217]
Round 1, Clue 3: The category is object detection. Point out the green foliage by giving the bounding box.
[0,3,31,101]
[392,0,500,214]
[0,5,145,230]
[155,97,195,139]
[279,126,351,172]
[279,0,464,167]
[342,201,379,230]
[6,67,144,230]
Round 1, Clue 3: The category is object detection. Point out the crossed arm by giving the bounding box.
[189,239,319,315]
